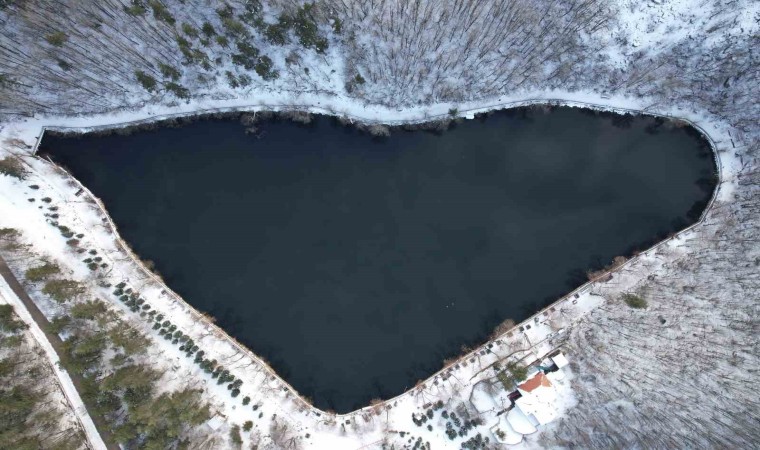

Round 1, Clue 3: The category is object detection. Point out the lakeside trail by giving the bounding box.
[0,255,117,450]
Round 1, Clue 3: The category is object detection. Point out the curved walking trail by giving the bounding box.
[0,255,115,450]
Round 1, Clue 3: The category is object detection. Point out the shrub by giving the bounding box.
[0,228,19,240]
[243,420,253,431]
[158,63,180,81]
[291,3,328,53]
[367,124,390,137]
[238,73,251,87]
[239,0,263,25]
[71,300,108,320]
[181,23,198,38]
[124,1,146,16]
[230,424,242,445]
[0,304,25,332]
[225,71,239,88]
[165,82,189,99]
[265,17,290,45]
[216,4,233,19]
[242,396,250,405]
[47,315,71,334]
[231,41,259,69]
[0,157,28,179]
[508,363,528,382]
[221,17,248,37]
[201,22,215,37]
[332,17,342,34]
[496,363,528,389]
[623,293,647,309]
[45,31,68,47]
[176,36,204,64]
[215,35,229,47]
[42,279,85,303]
[57,59,71,71]
[25,262,60,281]
[254,55,278,80]
[135,71,157,92]
[148,0,174,24]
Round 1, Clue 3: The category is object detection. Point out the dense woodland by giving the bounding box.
[0,303,87,450]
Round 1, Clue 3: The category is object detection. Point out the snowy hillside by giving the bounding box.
[0,0,758,448]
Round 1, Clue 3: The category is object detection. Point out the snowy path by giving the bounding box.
[0,257,109,450]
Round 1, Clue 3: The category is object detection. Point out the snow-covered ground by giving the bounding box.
[0,90,748,448]
[0,0,757,447]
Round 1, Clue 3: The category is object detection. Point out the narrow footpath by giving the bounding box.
[0,255,118,450]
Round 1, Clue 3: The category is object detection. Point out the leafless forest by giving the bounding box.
[0,1,754,128]
[534,163,760,448]
[0,0,758,448]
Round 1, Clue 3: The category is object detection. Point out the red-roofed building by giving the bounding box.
[514,371,559,426]
[518,372,552,393]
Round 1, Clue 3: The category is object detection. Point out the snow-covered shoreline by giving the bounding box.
[0,92,745,448]
[0,89,728,153]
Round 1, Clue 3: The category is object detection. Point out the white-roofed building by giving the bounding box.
[551,352,569,369]
[506,406,537,434]
[205,414,224,432]
[514,371,560,426]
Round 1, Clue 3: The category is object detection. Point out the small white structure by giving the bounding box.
[205,415,224,432]
[551,352,569,369]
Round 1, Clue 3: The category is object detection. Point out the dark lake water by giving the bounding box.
[41,107,716,412]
